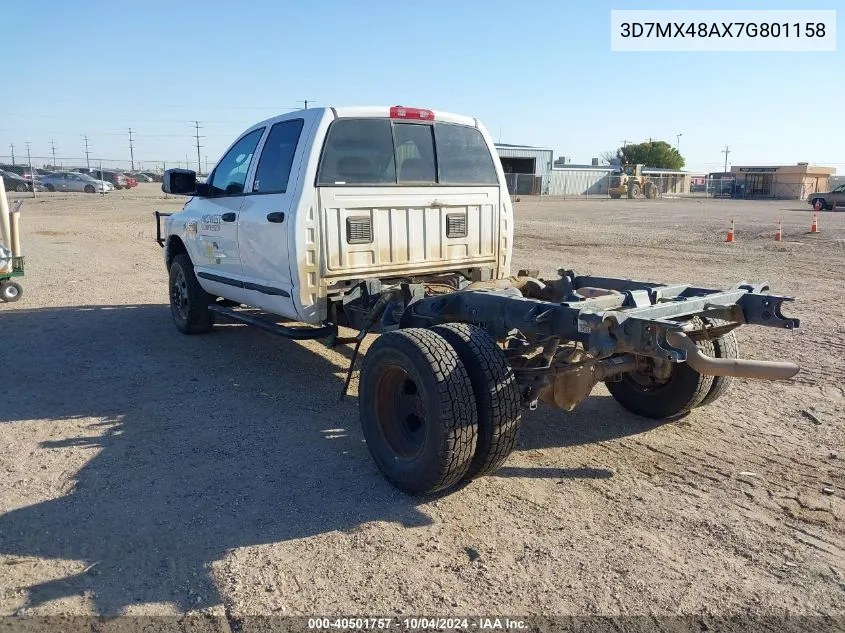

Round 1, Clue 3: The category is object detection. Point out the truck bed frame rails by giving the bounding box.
[401,270,799,363]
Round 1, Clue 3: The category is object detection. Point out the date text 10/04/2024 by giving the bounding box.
[307,618,528,630]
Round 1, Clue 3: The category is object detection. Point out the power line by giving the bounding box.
[128,128,136,171]
[193,121,205,174]
[83,135,92,170]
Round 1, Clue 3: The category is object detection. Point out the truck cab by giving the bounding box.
[161,106,513,329]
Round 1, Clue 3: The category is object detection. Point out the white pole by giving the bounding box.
[0,177,10,250]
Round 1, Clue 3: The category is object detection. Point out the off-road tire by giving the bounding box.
[628,182,640,199]
[431,324,522,479]
[645,183,658,199]
[168,253,215,334]
[0,281,22,302]
[697,318,739,407]
[359,328,478,495]
[606,318,715,419]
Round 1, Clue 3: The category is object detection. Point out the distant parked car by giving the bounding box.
[0,169,35,192]
[87,169,129,190]
[125,175,138,188]
[0,164,38,180]
[131,173,154,183]
[39,171,114,193]
[808,184,845,210]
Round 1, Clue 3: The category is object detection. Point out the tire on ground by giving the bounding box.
[431,323,522,479]
[168,253,215,334]
[606,318,715,419]
[628,183,640,199]
[0,281,22,302]
[358,328,478,495]
[696,317,739,407]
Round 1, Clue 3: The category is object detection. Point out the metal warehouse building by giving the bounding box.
[495,143,553,195]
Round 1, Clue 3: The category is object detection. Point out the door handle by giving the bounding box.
[266,212,285,223]
[221,212,237,222]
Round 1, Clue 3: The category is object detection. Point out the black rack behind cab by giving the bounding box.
[154,211,172,247]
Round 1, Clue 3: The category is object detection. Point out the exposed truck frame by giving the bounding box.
[153,105,801,496]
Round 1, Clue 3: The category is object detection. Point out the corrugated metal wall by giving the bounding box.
[495,148,554,176]
[548,168,614,196]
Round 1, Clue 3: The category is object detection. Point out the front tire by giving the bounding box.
[45,184,55,192]
[168,254,215,334]
[84,184,95,194]
[431,324,522,480]
[359,329,478,495]
[0,281,23,302]
[628,182,640,199]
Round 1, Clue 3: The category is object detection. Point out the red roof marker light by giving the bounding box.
[390,106,435,121]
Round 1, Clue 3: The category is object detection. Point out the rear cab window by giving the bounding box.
[317,119,497,186]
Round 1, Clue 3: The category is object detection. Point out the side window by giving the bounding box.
[394,123,436,183]
[209,128,265,196]
[434,123,498,185]
[317,119,395,185]
[253,119,304,194]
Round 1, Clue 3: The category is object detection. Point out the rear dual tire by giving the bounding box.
[359,325,521,495]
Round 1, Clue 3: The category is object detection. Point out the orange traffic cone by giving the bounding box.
[809,213,820,234]
[775,220,782,242]
[725,218,735,243]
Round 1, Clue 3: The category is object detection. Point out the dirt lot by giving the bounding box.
[0,185,843,620]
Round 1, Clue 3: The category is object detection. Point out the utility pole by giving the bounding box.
[193,121,204,174]
[722,145,731,173]
[676,133,683,153]
[9,143,14,165]
[619,140,630,148]
[298,99,311,110]
[26,142,35,199]
[205,155,208,174]
[49,139,57,169]
[83,135,92,170]
[128,128,136,171]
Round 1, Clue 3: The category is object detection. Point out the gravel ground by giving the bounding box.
[0,185,842,620]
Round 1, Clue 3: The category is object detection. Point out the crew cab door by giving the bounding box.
[237,117,308,319]
[188,128,264,299]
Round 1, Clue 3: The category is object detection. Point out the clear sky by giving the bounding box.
[2,0,841,173]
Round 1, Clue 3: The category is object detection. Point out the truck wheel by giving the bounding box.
[0,281,22,302]
[168,253,215,334]
[606,319,715,419]
[431,324,522,480]
[697,318,739,407]
[359,328,478,495]
[628,183,640,199]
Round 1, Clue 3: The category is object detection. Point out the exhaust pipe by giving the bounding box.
[666,330,799,380]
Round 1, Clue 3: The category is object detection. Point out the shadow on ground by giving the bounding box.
[0,304,654,613]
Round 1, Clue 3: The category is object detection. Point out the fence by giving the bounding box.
[505,171,830,201]
[0,155,209,175]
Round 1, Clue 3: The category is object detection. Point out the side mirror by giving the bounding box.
[162,169,197,195]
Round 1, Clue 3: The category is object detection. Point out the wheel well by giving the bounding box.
[166,236,188,269]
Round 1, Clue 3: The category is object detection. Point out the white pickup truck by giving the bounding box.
[156,105,800,496]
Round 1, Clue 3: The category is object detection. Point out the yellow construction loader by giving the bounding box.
[608,164,660,199]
